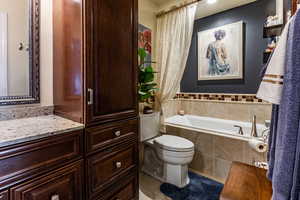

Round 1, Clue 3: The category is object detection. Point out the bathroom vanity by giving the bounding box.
[0,114,139,200]
[0,115,84,200]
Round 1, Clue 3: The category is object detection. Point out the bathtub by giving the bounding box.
[165,115,268,141]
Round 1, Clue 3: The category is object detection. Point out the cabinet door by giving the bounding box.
[85,0,138,125]
[10,161,83,200]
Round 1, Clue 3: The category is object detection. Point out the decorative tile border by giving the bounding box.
[174,93,269,104]
[0,106,54,121]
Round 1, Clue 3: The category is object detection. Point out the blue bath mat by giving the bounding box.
[160,172,223,200]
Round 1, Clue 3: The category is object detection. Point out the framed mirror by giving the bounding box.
[0,0,40,106]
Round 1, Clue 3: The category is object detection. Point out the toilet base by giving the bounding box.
[142,144,190,188]
[165,163,189,188]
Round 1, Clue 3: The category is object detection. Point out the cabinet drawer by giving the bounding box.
[10,161,83,200]
[87,141,138,198]
[86,119,138,154]
[101,173,138,200]
[0,130,83,189]
[107,179,136,200]
[0,191,8,200]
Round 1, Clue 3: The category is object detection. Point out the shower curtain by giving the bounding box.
[155,4,197,129]
[0,12,8,96]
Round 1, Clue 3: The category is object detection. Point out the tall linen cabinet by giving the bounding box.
[53,0,139,199]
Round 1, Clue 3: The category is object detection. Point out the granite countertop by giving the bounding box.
[0,115,84,148]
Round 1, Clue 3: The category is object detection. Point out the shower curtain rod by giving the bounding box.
[156,0,201,18]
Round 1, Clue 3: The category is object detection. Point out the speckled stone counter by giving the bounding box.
[0,115,84,148]
[0,106,54,121]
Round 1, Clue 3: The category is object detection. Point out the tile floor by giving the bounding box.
[139,172,171,200]
[139,170,223,200]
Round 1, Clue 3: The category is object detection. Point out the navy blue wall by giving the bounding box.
[180,0,276,94]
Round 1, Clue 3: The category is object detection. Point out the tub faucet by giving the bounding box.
[234,125,244,135]
[251,115,258,137]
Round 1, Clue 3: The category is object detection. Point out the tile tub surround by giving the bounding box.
[0,105,53,121]
[164,99,272,124]
[0,115,84,147]
[165,125,267,183]
[174,93,268,104]
[180,100,272,124]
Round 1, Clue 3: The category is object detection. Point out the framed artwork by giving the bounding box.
[197,21,244,81]
[138,24,152,67]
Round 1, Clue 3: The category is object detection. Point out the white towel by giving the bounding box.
[256,18,293,105]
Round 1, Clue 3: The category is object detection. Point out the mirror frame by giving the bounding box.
[0,0,40,106]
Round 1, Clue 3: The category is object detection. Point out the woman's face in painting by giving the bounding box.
[214,30,226,41]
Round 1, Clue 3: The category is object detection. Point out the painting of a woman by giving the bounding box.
[206,30,230,76]
[198,21,243,80]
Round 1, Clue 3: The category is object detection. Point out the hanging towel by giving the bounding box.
[266,105,279,182]
[267,10,300,200]
[256,17,293,105]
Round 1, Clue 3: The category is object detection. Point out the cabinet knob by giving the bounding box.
[115,161,122,169]
[115,130,121,137]
[51,194,60,200]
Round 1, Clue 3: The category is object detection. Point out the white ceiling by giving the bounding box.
[153,0,257,19]
[195,0,257,19]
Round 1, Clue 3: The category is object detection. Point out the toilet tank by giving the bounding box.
[140,112,160,142]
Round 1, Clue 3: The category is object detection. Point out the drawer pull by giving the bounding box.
[115,131,121,137]
[88,88,93,105]
[51,194,60,200]
[115,161,122,169]
[0,195,3,199]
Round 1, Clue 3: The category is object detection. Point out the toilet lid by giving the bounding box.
[154,135,194,152]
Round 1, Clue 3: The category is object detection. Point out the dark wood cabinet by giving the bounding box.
[53,0,139,199]
[53,0,83,123]
[0,131,83,200]
[0,191,8,200]
[94,173,138,200]
[85,0,138,125]
[86,141,138,199]
[0,126,138,200]
[0,130,83,190]
[85,119,138,155]
[53,0,138,126]
[10,161,83,200]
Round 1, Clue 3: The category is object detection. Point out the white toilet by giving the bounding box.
[140,113,195,188]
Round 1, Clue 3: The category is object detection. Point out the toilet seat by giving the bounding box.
[153,135,194,152]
